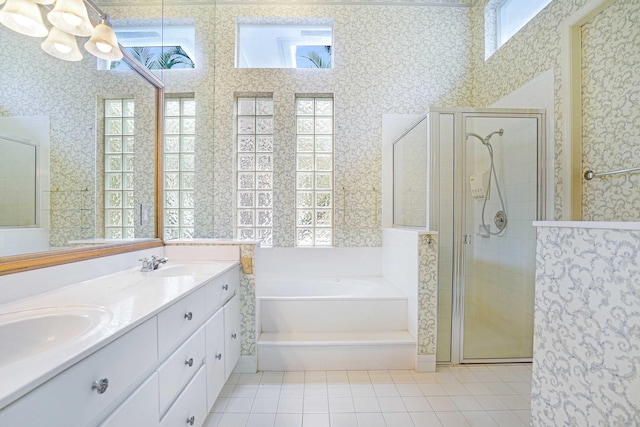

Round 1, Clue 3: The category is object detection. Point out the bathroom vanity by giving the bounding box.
[0,260,241,427]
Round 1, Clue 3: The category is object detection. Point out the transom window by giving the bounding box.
[236,22,333,69]
[295,96,334,247]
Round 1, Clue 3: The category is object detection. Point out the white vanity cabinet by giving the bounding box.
[0,263,242,427]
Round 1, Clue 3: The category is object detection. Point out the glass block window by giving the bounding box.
[164,96,196,240]
[236,96,274,246]
[295,96,333,247]
[104,99,135,239]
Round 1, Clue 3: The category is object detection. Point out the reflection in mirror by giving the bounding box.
[0,3,160,259]
[0,135,37,227]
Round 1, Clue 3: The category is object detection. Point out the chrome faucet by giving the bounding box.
[139,255,169,272]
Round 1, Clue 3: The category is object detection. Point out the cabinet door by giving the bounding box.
[160,366,207,427]
[157,288,206,359]
[99,373,159,427]
[223,295,241,379]
[205,308,225,411]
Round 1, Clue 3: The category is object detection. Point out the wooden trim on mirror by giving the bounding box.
[0,240,163,276]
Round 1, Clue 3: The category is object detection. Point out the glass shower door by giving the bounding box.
[461,114,540,361]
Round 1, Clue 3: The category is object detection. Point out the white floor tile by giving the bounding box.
[390,371,416,383]
[239,373,263,385]
[426,396,459,412]
[217,413,250,427]
[326,371,349,383]
[305,384,328,398]
[348,371,371,383]
[450,396,483,411]
[410,411,444,426]
[474,395,509,411]
[396,383,423,397]
[251,397,279,413]
[497,395,530,410]
[327,384,351,398]
[461,411,499,427]
[377,396,407,412]
[277,397,304,413]
[506,382,532,396]
[402,396,433,412]
[232,384,259,398]
[330,412,358,427]
[513,409,532,424]
[274,413,303,427]
[350,383,376,397]
[220,385,235,398]
[419,383,448,396]
[487,410,527,427]
[303,397,329,414]
[473,372,502,383]
[302,413,329,427]
[462,383,493,396]
[260,373,284,384]
[328,397,355,413]
[226,373,241,385]
[434,372,461,384]
[212,397,229,413]
[280,384,304,398]
[383,412,416,427]
[356,412,386,427]
[436,411,472,427]
[246,412,276,427]
[225,397,254,413]
[305,372,327,384]
[442,383,471,396]
[484,382,516,395]
[412,372,438,384]
[369,371,394,383]
[373,383,399,397]
[283,372,305,384]
[353,397,381,412]
[256,384,281,398]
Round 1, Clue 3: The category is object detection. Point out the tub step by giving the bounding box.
[257,331,416,371]
[260,298,408,333]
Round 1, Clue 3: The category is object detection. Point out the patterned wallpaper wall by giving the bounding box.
[533,225,640,426]
[470,0,640,221]
[0,26,157,248]
[580,0,640,221]
[110,2,474,247]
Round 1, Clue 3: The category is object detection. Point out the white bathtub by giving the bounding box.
[257,276,406,299]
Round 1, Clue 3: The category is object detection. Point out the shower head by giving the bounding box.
[465,129,504,146]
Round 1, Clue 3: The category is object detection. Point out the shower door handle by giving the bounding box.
[464,234,472,245]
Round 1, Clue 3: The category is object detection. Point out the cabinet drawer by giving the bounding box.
[0,317,157,427]
[99,372,159,427]
[205,308,225,411]
[158,326,205,414]
[160,366,207,427]
[158,288,206,358]
[205,266,240,316]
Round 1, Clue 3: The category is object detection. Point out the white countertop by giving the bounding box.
[0,261,238,410]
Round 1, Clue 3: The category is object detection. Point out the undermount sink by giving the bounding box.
[0,305,113,366]
[142,263,222,278]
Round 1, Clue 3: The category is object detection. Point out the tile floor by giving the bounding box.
[203,364,532,427]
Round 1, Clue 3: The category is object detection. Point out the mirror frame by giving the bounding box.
[0,46,165,276]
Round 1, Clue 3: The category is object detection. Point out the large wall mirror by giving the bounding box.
[0,1,165,274]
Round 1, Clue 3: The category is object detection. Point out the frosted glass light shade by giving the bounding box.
[32,0,54,4]
[41,27,83,61]
[85,23,123,60]
[47,0,93,37]
[0,0,48,37]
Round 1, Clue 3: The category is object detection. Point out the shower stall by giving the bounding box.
[392,107,546,364]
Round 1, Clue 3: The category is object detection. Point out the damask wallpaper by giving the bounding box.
[533,225,640,426]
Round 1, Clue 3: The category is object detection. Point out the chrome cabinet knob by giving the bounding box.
[185,358,194,367]
[91,378,109,394]
[184,312,193,321]
[222,284,229,291]
[215,353,222,360]
[231,333,237,339]
[186,415,195,425]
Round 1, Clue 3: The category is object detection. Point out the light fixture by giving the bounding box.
[47,0,93,37]
[85,21,123,60]
[41,26,83,61]
[0,0,48,37]
[32,0,55,4]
